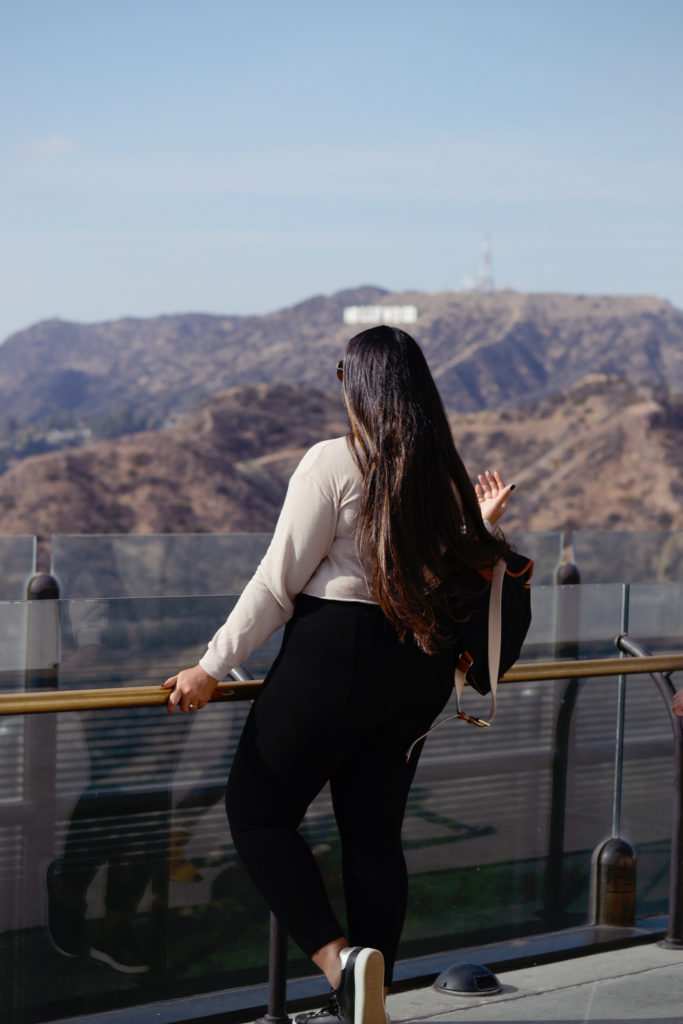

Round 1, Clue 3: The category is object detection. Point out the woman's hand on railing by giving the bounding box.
[674,690,683,717]
[162,665,219,714]
[476,469,515,525]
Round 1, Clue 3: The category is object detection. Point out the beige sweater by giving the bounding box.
[199,436,374,681]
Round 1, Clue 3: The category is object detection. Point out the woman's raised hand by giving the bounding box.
[475,469,515,525]
[162,664,219,714]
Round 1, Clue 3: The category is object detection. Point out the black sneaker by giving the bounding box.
[336,947,385,1024]
[45,861,88,957]
[295,1000,390,1024]
[294,992,344,1024]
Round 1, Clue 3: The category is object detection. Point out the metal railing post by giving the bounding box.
[255,913,291,1024]
[543,560,582,927]
[25,572,60,690]
[21,572,61,999]
[543,677,582,928]
[612,584,630,838]
[594,585,637,927]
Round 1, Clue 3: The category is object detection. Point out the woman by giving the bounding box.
[164,326,513,1024]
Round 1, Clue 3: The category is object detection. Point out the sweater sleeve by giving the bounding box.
[198,450,339,680]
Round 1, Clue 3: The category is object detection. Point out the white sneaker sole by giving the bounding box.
[339,946,385,1024]
[90,945,150,974]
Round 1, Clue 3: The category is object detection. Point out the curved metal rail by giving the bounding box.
[616,635,683,950]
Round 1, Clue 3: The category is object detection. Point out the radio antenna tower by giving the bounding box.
[479,230,494,292]
[462,229,495,292]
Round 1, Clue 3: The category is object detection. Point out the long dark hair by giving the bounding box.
[343,325,510,654]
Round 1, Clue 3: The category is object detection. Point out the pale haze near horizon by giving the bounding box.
[1,0,682,345]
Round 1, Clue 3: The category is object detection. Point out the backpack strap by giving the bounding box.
[405,558,506,763]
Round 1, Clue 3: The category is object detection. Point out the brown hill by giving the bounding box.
[1,377,681,571]
[0,385,347,561]
[453,375,683,534]
[2,289,682,450]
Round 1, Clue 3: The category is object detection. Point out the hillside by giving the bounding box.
[2,286,682,560]
[0,286,385,442]
[0,385,347,554]
[2,289,683,459]
[1,377,682,570]
[453,375,683,533]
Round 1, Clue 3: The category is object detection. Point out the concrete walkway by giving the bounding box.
[387,942,683,1024]
[51,938,683,1024]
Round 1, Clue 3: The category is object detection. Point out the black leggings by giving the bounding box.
[225,596,454,984]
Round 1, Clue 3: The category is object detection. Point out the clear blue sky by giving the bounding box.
[2,0,682,343]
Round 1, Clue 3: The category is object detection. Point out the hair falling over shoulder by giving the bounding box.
[342,325,511,655]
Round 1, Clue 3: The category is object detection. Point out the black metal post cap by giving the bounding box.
[26,573,60,600]
[434,961,502,995]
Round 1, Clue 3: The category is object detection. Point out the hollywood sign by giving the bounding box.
[343,305,418,325]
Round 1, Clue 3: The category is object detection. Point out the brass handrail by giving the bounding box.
[2,653,681,715]
[503,653,683,681]
[0,679,262,715]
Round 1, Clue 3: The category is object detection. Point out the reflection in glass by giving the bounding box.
[0,568,679,1023]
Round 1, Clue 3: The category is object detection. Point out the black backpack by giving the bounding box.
[406,550,533,760]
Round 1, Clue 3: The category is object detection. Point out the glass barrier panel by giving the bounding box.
[50,534,273,597]
[0,536,36,601]
[0,602,32,683]
[0,583,679,1023]
[525,583,624,660]
[50,532,565,597]
[0,538,36,688]
[50,533,567,597]
[618,581,682,917]
[621,656,675,921]
[508,531,563,586]
[1,593,280,1024]
[572,530,683,583]
[628,582,683,653]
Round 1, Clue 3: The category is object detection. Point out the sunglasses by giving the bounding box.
[336,359,344,382]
